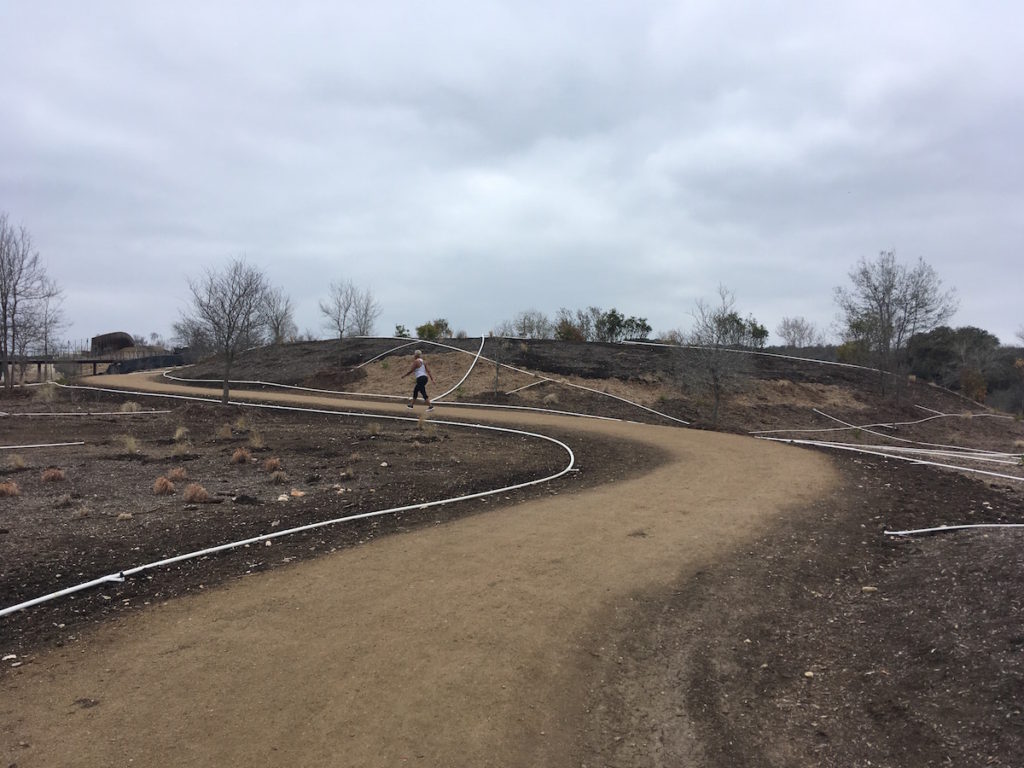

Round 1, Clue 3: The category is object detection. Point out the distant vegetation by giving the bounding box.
[2,209,1021,414]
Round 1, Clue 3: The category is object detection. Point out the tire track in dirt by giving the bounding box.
[2,375,837,767]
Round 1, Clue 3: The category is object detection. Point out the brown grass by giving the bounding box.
[153,476,175,495]
[183,483,210,503]
[216,423,233,440]
[168,467,188,482]
[248,431,265,450]
[41,467,66,482]
[174,426,191,442]
[120,435,140,454]
[172,440,194,457]
[7,454,27,471]
[263,457,282,472]
[0,480,21,497]
[119,401,142,413]
[269,470,289,485]
[231,447,252,464]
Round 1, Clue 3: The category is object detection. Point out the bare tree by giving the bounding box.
[835,250,957,391]
[349,287,382,337]
[0,214,60,389]
[263,286,297,345]
[319,280,359,338]
[687,285,751,427]
[496,309,549,339]
[1017,326,1024,345]
[180,257,269,404]
[776,316,824,348]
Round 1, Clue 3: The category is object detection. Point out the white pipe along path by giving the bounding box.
[0,383,577,618]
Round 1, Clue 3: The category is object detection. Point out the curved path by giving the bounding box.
[2,375,837,767]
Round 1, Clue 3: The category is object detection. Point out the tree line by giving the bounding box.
[0,213,66,390]
[3,209,1022,413]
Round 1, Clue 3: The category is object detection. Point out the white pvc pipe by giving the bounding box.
[795,441,1021,465]
[758,436,1024,484]
[811,408,1012,457]
[163,337,691,426]
[1,384,577,618]
[884,523,1024,536]
[1,441,86,450]
[2,410,171,417]
[434,336,486,401]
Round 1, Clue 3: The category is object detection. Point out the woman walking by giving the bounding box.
[403,350,435,411]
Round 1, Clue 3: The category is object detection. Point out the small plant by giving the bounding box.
[7,454,27,471]
[247,430,265,450]
[183,483,210,503]
[0,480,21,497]
[172,440,194,457]
[263,457,282,472]
[234,415,250,431]
[269,470,289,485]
[33,383,58,404]
[119,401,142,413]
[168,467,188,482]
[120,435,141,454]
[55,493,74,508]
[542,393,559,406]
[153,476,175,495]
[41,467,66,482]
[216,423,233,440]
[174,426,191,442]
[380,360,390,370]
[366,422,382,436]
[231,447,252,464]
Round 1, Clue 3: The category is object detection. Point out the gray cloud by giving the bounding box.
[1,0,1021,346]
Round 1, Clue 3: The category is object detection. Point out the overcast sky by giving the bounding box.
[2,1,1022,348]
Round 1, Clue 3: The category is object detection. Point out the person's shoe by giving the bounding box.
[406,404,413,409]
[426,406,435,412]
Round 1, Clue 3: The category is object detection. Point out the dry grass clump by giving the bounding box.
[263,457,282,472]
[41,467,66,482]
[542,392,560,406]
[1014,439,1024,451]
[366,422,383,436]
[33,383,58,404]
[0,480,21,497]
[183,483,210,503]
[231,447,252,464]
[174,426,191,442]
[119,401,142,413]
[269,470,289,485]
[120,435,140,454]
[7,454,27,471]
[247,431,265,450]
[168,467,188,482]
[172,440,194,457]
[216,423,234,440]
[153,476,175,495]
[234,415,250,431]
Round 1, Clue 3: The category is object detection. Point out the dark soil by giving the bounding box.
[0,388,662,661]
[4,337,1024,766]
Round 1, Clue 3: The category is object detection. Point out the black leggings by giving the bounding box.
[412,375,429,401]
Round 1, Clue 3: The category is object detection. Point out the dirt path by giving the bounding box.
[2,376,837,767]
